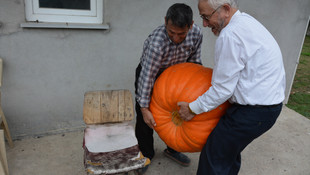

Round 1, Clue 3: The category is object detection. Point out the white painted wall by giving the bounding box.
[0,0,309,139]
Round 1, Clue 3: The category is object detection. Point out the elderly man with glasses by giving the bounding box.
[178,0,286,174]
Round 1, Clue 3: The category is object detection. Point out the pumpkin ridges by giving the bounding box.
[159,69,173,111]
[152,63,205,111]
[176,125,196,151]
[182,118,219,149]
[179,64,204,100]
[168,64,212,106]
[156,122,194,152]
[184,120,213,145]
[151,64,199,150]
[180,103,229,148]
[155,121,176,139]
[166,66,187,109]
[181,67,212,102]
[176,64,204,102]
[152,80,168,112]
[150,63,231,152]
[152,63,210,151]
[152,66,177,112]
[150,100,168,124]
[151,64,196,123]
[179,123,203,151]
[162,64,192,111]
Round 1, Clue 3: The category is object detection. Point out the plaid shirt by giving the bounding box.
[136,24,203,107]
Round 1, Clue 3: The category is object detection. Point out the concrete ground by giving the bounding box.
[4,106,310,175]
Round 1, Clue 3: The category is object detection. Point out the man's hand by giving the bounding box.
[177,102,195,121]
[141,108,156,129]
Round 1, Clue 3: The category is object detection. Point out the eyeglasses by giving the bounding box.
[200,5,222,22]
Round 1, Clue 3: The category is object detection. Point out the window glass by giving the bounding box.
[24,0,103,24]
[39,0,90,10]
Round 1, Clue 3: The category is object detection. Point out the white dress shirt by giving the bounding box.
[190,10,286,114]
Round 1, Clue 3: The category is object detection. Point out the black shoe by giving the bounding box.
[135,164,149,175]
[163,149,191,167]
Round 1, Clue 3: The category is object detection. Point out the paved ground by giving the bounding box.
[4,106,310,175]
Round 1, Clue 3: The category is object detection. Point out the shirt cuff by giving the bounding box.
[136,96,150,108]
[189,100,208,115]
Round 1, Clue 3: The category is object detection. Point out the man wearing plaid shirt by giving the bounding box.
[134,3,203,173]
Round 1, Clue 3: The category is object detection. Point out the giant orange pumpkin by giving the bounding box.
[150,63,230,152]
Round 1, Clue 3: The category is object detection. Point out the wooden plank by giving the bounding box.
[0,58,3,87]
[83,91,101,124]
[0,130,9,175]
[124,90,134,120]
[83,90,134,124]
[118,90,125,122]
[0,102,14,148]
[101,90,115,123]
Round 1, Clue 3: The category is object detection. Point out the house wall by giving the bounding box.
[0,0,309,139]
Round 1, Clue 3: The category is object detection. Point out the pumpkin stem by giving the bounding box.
[171,111,183,126]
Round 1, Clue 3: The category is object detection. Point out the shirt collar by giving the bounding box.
[230,10,241,23]
[164,28,174,44]
[220,10,240,35]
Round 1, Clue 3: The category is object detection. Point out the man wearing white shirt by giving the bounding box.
[178,0,286,174]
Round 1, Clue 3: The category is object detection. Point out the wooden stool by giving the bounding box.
[0,58,13,148]
[83,90,150,174]
[0,106,13,148]
[0,130,9,175]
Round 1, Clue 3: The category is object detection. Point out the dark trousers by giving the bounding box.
[134,64,178,160]
[197,103,282,175]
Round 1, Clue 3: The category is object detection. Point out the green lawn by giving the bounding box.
[286,35,310,120]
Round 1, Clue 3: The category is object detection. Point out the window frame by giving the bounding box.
[24,0,103,24]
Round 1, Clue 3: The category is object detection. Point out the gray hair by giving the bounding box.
[207,0,238,9]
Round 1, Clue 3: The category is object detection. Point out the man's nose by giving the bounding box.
[203,19,209,27]
[173,35,181,42]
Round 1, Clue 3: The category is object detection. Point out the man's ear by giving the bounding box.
[222,4,231,18]
[165,17,167,25]
[222,3,231,11]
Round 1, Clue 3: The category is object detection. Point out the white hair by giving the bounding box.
[207,0,238,9]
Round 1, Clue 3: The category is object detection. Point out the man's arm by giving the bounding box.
[136,43,161,107]
[179,33,244,119]
[140,107,156,129]
[136,43,162,129]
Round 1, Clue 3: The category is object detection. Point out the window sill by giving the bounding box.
[20,22,110,30]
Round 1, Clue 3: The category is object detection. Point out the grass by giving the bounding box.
[286,35,310,120]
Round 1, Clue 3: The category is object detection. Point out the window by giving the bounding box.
[24,0,103,24]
